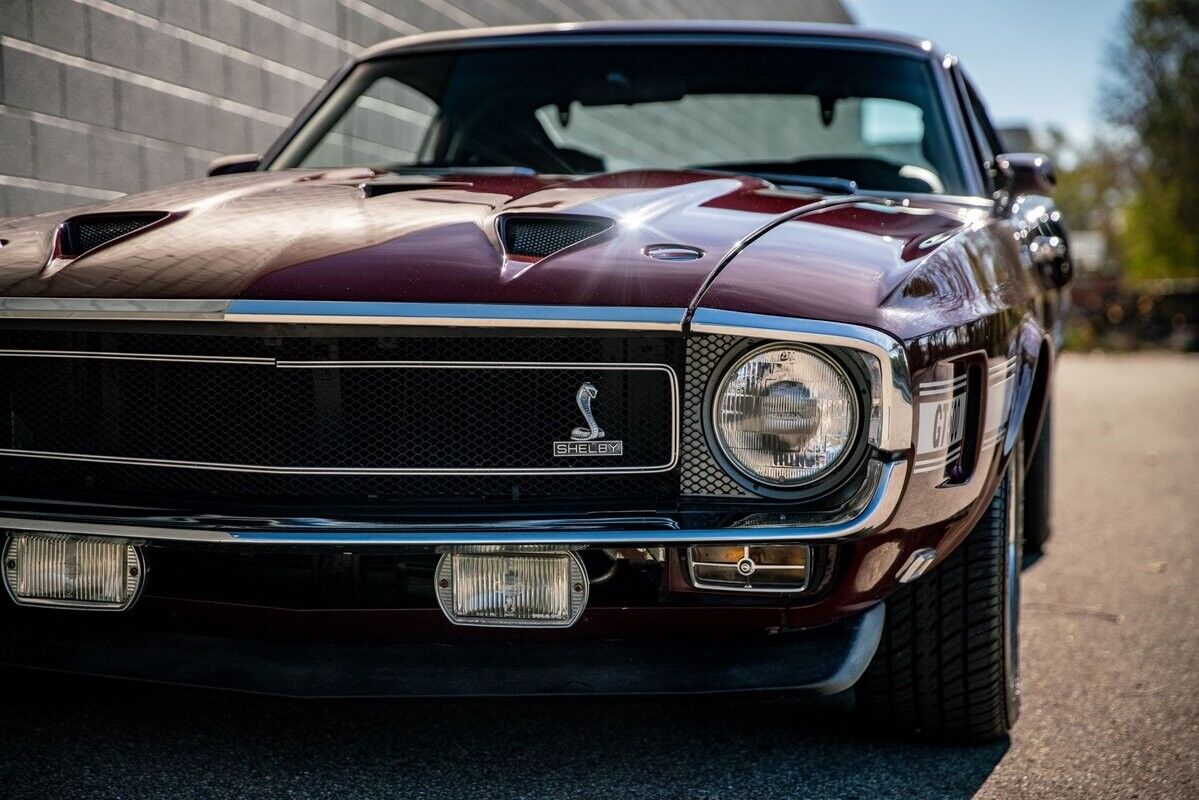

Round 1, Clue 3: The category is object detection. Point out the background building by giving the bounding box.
[0,0,850,216]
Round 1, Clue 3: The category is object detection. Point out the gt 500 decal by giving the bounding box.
[915,371,967,475]
[914,357,1017,477]
[917,392,967,454]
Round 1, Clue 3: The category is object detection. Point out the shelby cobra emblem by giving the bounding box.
[553,382,624,457]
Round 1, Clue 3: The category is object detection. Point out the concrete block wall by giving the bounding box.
[0,0,850,218]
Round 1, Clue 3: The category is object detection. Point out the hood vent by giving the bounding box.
[357,177,472,198]
[59,213,169,258]
[501,215,613,258]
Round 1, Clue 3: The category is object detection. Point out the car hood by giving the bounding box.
[0,169,974,324]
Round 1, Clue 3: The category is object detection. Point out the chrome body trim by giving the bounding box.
[0,297,228,321]
[223,300,687,329]
[687,544,813,594]
[0,459,906,545]
[0,359,679,475]
[689,308,913,452]
[896,547,937,583]
[0,348,274,365]
[0,298,688,331]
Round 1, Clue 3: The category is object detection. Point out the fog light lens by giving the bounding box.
[3,532,142,610]
[688,544,810,592]
[435,547,588,628]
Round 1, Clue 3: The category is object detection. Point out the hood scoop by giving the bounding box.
[356,176,473,198]
[58,212,170,258]
[500,215,613,259]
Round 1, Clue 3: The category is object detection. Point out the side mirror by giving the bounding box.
[207,153,261,177]
[1029,235,1073,288]
[992,152,1056,215]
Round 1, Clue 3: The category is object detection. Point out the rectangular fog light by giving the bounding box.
[435,547,588,628]
[688,544,810,593]
[3,532,142,610]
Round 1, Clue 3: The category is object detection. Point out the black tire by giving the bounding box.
[1023,400,1052,551]
[856,450,1023,742]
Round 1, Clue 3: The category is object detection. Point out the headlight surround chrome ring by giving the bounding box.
[704,342,871,497]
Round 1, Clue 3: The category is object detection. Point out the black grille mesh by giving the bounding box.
[502,216,612,258]
[62,214,165,256]
[680,335,755,497]
[0,330,680,503]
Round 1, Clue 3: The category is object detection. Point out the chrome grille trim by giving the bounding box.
[0,301,913,488]
[689,308,913,452]
[0,348,274,365]
[0,298,687,331]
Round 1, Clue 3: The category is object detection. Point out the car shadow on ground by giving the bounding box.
[2,673,1008,799]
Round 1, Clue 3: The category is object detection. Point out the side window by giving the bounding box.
[949,66,1001,193]
[965,81,1005,159]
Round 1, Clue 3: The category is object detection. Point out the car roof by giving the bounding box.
[356,20,942,62]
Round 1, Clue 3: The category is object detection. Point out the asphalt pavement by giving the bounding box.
[0,352,1195,799]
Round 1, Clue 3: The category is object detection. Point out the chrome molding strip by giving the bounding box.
[271,360,670,371]
[0,360,678,475]
[0,459,906,545]
[0,349,274,365]
[224,300,688,329]
[0,298,688,331]
[689,308,914,451]
[0,298,229,321]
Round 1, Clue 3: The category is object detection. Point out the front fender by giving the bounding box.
[1005,316,1053,463]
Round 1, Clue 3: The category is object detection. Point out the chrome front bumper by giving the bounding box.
[0,459,907,546]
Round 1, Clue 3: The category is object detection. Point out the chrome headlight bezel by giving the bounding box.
[703,342,873,498]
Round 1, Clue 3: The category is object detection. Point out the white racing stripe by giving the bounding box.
[982,356,1018,451]
[914,355,1019,478]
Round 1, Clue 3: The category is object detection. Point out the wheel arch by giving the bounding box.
[1005,320,1054,470]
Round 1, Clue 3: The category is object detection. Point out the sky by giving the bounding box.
[843,0,1130,143]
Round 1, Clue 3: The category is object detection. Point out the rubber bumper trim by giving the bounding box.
[0,604,885,698]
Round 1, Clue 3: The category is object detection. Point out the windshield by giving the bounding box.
[272,43,969,195]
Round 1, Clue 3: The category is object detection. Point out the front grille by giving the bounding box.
[0,328,680,504]
[680,335,754,497]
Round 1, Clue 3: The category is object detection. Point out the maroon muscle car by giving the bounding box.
[0,22,1070,741]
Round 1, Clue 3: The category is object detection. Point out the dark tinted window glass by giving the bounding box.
[275,44,968,195]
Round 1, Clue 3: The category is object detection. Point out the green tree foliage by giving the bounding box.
[1106,0,1199,278]
[1041,130,1134,261]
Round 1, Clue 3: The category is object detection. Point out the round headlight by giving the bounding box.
[711,345,860,488]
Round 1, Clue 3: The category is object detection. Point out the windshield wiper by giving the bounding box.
[691,168,858,195]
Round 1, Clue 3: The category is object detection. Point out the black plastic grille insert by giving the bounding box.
[0,329,680,504]
[502,216,612,258]
[60,213,167,257]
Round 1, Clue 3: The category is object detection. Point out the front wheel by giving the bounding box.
[856,448,1023,741]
